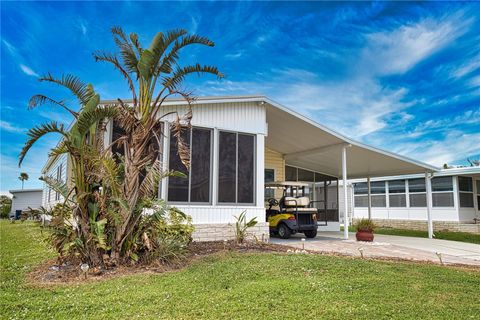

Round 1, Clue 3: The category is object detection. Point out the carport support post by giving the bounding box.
[342,146,349,240]
[425,172,433,239]
[367,177,372,220]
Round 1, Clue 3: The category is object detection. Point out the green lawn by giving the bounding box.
[1,221,480,319]
[344,226,480,244]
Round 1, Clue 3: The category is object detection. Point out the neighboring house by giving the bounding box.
[350,166,480,233]
[41,95,438,240]
[9,189,43,218]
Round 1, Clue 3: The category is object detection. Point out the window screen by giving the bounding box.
[409,193,427,207]
[388,180,405,193]
[371,195,386,207]
[168,128,190,202]
[459,193,474,208]
[265,169,275,200]
[431,177,453,192]
[218,132,255,204]
[458,177,473,192]
[354,182,368,195]
[354,195,368,207]
[285,166,297,181]
[432,193,454,207]
[237,134,255,203]
[218,132,237,203]
[370,181,386,194]
[190,128,211,203]
[389,194,406,207]
[297,168,315,182]
[408,178,426,193]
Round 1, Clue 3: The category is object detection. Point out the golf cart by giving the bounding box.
[265,181,325,239]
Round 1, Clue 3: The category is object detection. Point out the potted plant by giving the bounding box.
[354,218,376,242]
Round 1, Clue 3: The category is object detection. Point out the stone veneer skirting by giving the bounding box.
[359,219,480,234]
[192,222,270,242]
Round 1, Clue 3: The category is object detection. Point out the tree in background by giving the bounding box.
[0,195,12,219]
[18,172,29,189]
[468,159,480,167]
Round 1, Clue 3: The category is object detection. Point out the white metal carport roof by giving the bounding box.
[263,97,439,179]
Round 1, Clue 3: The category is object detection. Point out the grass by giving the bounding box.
[344,226,480,244]
[1,221,480,319]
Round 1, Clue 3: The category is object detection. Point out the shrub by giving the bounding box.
[354,218,377,232]
[233,211,257,244]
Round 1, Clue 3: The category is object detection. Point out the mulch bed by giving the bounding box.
[28,240,479,286]
[28,240,290,286]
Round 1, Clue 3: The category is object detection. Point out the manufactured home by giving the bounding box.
[350,167,480,233]
[9,188,42,219]
[41,95,439,240]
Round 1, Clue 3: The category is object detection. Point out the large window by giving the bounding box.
[408,178,426,207]
[218,131,255,204]
[458,176,474,208]
[477,180,480,210]
[168,127,212,203]
[431,177,454,207]
[389,180,406,207]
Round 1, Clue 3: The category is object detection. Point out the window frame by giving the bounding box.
[408,178,427,208]
[264,168,276,201]
[167,126,214,205]
[458,176,474,208]
[431,176,454,208]
[388,180,406,208]
[217,130,256,206]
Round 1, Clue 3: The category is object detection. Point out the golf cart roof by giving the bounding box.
[265,181,311,188]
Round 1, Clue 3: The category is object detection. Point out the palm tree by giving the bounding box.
[19,75,116,266]
[93,27,223,261]
[18,172,29,189]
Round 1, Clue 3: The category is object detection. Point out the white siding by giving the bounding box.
[42,154,68,209]
[10,190,42,213]
[173,205,265,224]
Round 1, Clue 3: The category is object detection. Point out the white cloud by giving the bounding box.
[79,21,87,36]
[451,56,480,79]
[225,51,244,59]
[190,16,198,34]
[361,13,471,76]
[2,39,17,56]
[0,120,26,134]
[19,64,39,77]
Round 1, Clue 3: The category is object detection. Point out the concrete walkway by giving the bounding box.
[270,232,480,267]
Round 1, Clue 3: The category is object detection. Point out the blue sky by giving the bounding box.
[1,1,479,194]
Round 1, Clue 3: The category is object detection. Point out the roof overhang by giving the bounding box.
[263,97,439,179]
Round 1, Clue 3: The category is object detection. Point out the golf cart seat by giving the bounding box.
[284,196,310,207]
[284,207,317,212]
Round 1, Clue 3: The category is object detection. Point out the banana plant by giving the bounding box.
[93,27,223,261]
[19,74,117,266]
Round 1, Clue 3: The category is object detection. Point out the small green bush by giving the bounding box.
[233,210,257,244]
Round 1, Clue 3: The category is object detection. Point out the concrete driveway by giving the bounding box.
[270,232,480,266]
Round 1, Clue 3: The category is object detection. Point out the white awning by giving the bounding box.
[264,98,438,179]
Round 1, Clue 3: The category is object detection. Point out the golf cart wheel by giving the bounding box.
[304,230,317,238]
[277,223,291,239]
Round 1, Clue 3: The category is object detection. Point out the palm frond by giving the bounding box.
[111,26,140,77]
[139,159,161,198]
[29,94,79,118]
[162,64,224,93]
[48,140,69,157]
[39,73,95,106]
[76,104,117,136]
[39,175,69,200]
[93,51,138,105]
[19,122,68,166]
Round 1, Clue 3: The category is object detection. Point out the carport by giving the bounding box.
[263,98,439,239]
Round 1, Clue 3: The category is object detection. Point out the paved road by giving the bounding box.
[270,232,480,266]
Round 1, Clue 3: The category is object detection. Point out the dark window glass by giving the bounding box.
[476,180,480,194]
[237,134,255,203]
[354,182,368,195]
[388,180,405,193]
[297,168,314,182]
[389,194,406,207]
[218,132,237,203]
[371,181,386,194]
[458,177,473,192]
[354,196,368,207]
[265,169,275,200]
[285,166,297,181]
[431,177,453,192]
[168,128,190,202]
[432,193,454,207]
[371,195,386,207]
[459,193,474,208]
[408,178,426,193]
[409,194,427,207]
[111,120,125,158]
[190,128,211,203]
